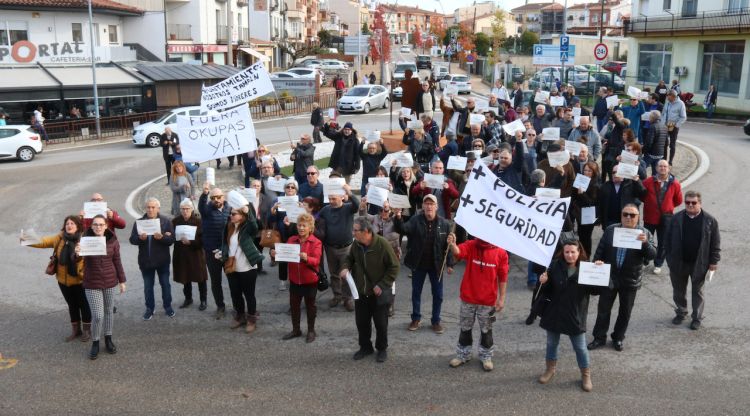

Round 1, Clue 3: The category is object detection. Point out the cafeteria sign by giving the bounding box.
[0,41,109,64]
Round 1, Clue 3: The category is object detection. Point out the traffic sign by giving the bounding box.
[560,51,568,62]
[594,43,608,61]
[560,35,569,52]
[533,44,576,65]
[466,54,475,63]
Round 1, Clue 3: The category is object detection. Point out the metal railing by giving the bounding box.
[167,24,192,40]
[625,7,750,36]
[238,26,249,42]
[217,25,229,43]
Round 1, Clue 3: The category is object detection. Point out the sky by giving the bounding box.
[384,0,603,14]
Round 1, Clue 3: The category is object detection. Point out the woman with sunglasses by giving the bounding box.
[269,179,302,291]
[242,146,281,188]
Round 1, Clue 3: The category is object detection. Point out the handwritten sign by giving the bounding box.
[175,225,197,241]
[534,91,550,104]
[550,96,565,107]
[366,185,389,207]
[447,156,467,171]
[200,62,275,112]
[566,141,585,157]
[578,261,611,287]
[620,150,639,165]
[387,193,411,209]
[423,173,445,189]
[573,173,591,192]
[286,205,306,223]
[613,227,644,250]
[276,196,300,212]
[274,243,300,263]
[365,130,381,142]
[176,105,258,163]
[322,177,346,196]
[83,202,107,219]
[542,127,560,141]
[79,236,106,256]
[503,119,526,135]
[395,152,414,168]
[367,177,390,189]
[136,219,161,236]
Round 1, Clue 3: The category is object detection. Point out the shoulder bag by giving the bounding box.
[223,236,239,274]
[45,239,63,275]
[259,225,281,249]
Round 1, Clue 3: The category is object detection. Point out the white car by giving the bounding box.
[433,66,449,79]
[439,74,472,94]
[337,85,390,113]
[320,60,348,70]
[400,45,411,53]
[0,125,43,162]
[132,106,203,147]
[286,68,325,85]
[393,61,418,82]
[270,71,302,79]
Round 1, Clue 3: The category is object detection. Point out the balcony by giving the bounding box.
[238,26,249,42]
[167,24,192,40]
[625,8,750,37]
[216,25,229,43]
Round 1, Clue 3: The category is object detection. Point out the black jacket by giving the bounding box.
[644,117,668,157]
[539,259,590,336]
[360,142,388,181]
[323,124,361,175]
[594,224,656,289]
[310,108,323,127]
[160,132,179,160]
[291,143,315,179]
[665,210,720,278]
[129,214,175,269]
[598,179,646,229]
[198,194,231,251]
[394,212,451,272]
[511,88,523,111]
[451,98,475,137]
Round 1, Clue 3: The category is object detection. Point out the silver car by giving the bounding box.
[337,85,390,113]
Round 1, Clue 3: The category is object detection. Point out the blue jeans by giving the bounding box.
[546,331,589,369]
[411,268,443,325]
[141,264,173,312]
[705,103,715,119]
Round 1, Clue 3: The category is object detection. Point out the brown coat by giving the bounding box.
[538,159,576,198]
[172,214,208,284]
[401,76,421,112]
[31,233,85,286]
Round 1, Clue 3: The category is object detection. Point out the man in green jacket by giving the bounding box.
[340,217,400,363]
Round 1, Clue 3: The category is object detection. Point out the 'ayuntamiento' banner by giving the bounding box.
[200,62,274,112]
[454,164,570,266]
[176,105,257,163]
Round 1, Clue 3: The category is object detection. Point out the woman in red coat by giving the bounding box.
[273,213,323,343]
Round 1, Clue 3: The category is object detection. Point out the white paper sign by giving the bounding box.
[534,91,550,104]
[547,151,570,168]
[237,187,257,205]
[408,118,422,129]
[706,270,715,283]
[535,187,561,198]
[423,174,446,189]
[395,152,414,168]
[573,115,581,126]
[261,155,272,165]
[277,196,300,212]
[175,225,197,241]
[136,219,161,236]
[444,85,458,96]
[200,62,275,112]
[367,177,390,189]
[19,228,41,246]
[387,193,412,209]
[619,150,639,165]
[266,177,287,193]
[447,156,467,171]
[366,130,381,142]
[327,108,336,119]
[379,152,400,168]
[83,202,107,219]
[566,141,585,157]
[274,243,300,263]
[606,95,619,109]
[502,119,526,135]
[322,178,346,196]
[578,261,611,287]
[542,127,560,141]
[572,107,582,117]
[176,105,258,163]
[573,174,591,192]
[345,272,360,300]
[615,162,639,179]
[79,236,106,256]
[641,112,651,121]
[639,91,649,100]
[205,167,216,186]
[470,114,485,125]
[227,190,250,209]
[581,206,596,225]
[627,86,642,99]
[366,186,389,207]
[550,96,565,107]
[613,227,644,250]
[286,205,306,223]
[455,164,570,266]
[400,107,412,119]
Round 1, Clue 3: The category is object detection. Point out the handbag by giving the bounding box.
[530,285,551,317]
[45,239,63,275]
[259,227,281,249]
[305,262,329,291]
[223,236,239,274]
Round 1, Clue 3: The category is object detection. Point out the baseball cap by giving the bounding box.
[423,194,438,204]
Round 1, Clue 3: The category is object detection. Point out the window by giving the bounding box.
[0,21,28,46]
[592,15,598,23]
[108,25,118,43]
[681,0,697,17]
[728,0,749,13]
[700,41,744,95]
[637,43,672,83]
[663,0,671,10]
[72,23,83,42]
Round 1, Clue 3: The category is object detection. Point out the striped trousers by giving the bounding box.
[85,287,116,342]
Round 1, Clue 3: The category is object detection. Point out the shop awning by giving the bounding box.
[239,47,271,62]
[45,66,144,88]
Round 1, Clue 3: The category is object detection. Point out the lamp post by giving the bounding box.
[87,0,101,140]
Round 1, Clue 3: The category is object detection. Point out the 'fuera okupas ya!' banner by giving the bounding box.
[176,105,258,163]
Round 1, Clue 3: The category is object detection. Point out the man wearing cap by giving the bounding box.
[323,121,361,184]
[199,184,231,319]
[662,90,686,165]
[622,96,646,143]
[411,159,459,220]
[415,80,436,119]
[394,194,452,334]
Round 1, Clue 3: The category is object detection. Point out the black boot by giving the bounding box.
[104,335,117,354]
[89,341,99,360]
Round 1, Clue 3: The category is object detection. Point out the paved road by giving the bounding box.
[0,121,748,415]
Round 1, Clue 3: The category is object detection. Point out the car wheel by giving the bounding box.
[363,103,370,114]
[383,98,390,109]
[146,133,161,148]
[17,146,35,162]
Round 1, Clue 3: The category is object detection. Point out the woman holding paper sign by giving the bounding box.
[78,215,127,360]
[172,199,208,311]
[169,161,195,216]
[572,161,601,257]
[269,179,302,291]
[24,215,91,343]
[536,240,593,392]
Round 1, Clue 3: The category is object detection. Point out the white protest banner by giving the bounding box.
[423,173,446,189]
[274,243,301,263]
[266,177,287,193]
[619,150,639,164]
[387,193,411,209]
[606,95,620,109]
[547,151,570,168]
[535,187,561,198]
[565,141,585,157]
[447,156,467,171]
[174,225,197,241]
[578,262,611,287]
[395,152,414,168]
[455,164,570,265]
[276,196,299,212]
[19,228,41,246]
[613,227,644,250]
[83,202,107,219]
[226,190,250,209]
[200,62,274,112]
[367,177,390,189]
[550,96,565,107]
[205,167,216,186]
[366,186,389,207]
[534,91,550,104]
[470,114,485,125]
[345,272,360,300]
[502,119,526,135]
[327,108,336,119]
[322,178,346,196]
[286,205,306,223]
[541,127,560,141]
[581,206,596,225]
[177,105,258,163]
[365,130,381,142]
[136,219,161,236]
[615,162,639,179]
[79,236,107,256]
[573,173,591,192]
[400,107,412,119]
[627,86,642,99]
[572,107,582,117]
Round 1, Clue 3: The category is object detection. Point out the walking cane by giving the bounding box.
[439,222,456,281]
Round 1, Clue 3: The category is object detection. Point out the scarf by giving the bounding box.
[59,232,81,277]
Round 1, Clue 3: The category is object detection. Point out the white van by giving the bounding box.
[132,106,202,147]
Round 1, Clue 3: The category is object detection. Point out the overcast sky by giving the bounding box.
[384,0,603,14]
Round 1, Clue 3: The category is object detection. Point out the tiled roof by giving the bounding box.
[541,3,564,11]
[0,0,143,14]
[510,2,554,13]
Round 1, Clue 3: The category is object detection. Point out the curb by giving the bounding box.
[679,140,710,189]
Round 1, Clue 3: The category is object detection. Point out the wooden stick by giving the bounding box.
[439,222,456,281]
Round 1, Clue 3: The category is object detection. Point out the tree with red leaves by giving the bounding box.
[368,5,391,64]
[413,26,423,49]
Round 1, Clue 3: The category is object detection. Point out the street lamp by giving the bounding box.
[87,0,101,140]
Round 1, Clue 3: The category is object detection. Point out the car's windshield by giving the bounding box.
[346,87,370,97]
[154,111,177,123]
[396,64,416,72]
[453,76,468,82]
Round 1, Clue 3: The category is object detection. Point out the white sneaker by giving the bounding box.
[449,357,470,368]
[279,281,288,291]
[481,359,494,372]
[653,267,662,275]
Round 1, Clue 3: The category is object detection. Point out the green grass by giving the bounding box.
[280,156,330,177]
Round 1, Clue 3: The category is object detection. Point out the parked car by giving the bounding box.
[320,59,348,70]
[432,65,449,79]
[439,74,471,94]
[497,66,525,84]
[285,68,325,85]
[744,119,750,136]
[393,61,418,82]
[299,60,322,69]
[416,54,432,69]
[590,71,626,92]
[337,85,390,113]
[270,71,302,79]
[132,106,202,147]
[602,61,627,75]
[0,125,42,162]
[392,86,403,101]
[400,45,411,53]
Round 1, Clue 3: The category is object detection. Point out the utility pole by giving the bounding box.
[87,0,101,140]
[357,2,362,83]
[561,0,567,84]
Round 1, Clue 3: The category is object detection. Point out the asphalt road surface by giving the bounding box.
[0,120,748,415]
